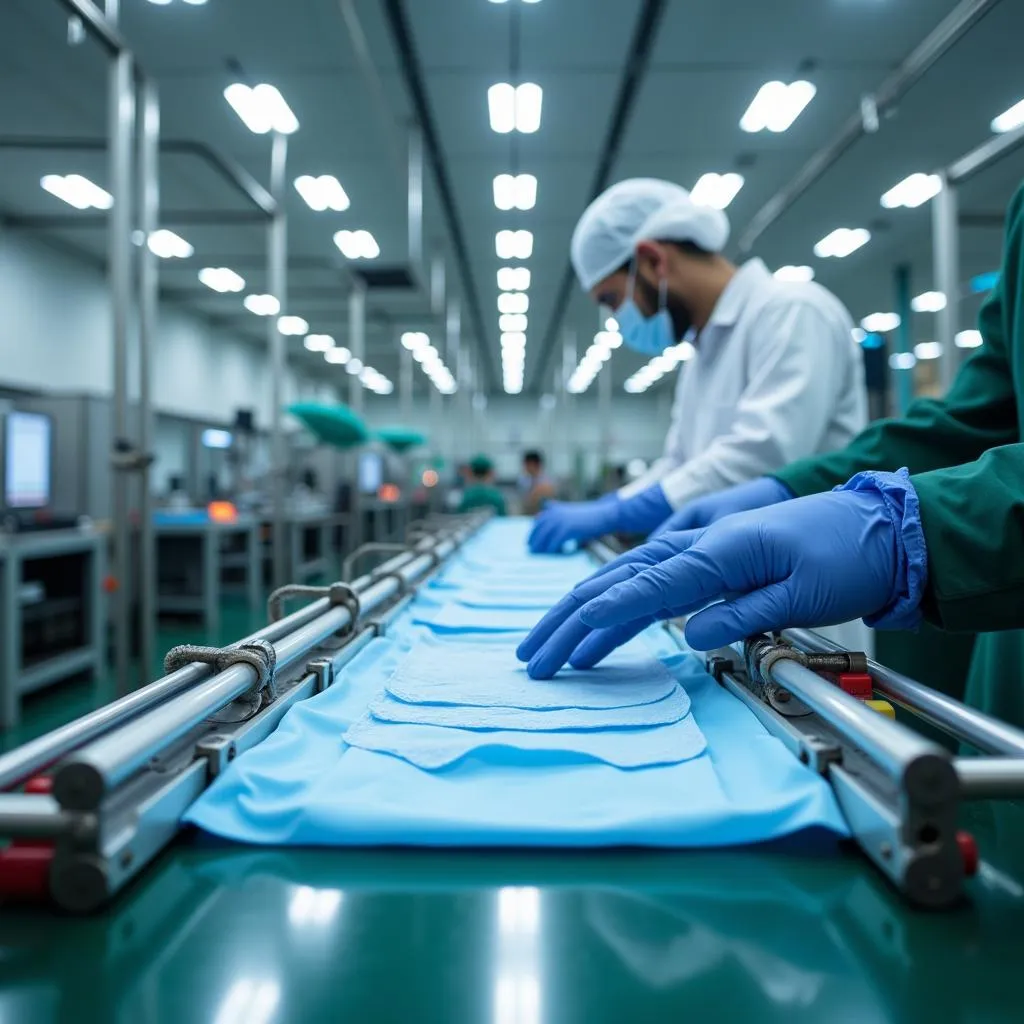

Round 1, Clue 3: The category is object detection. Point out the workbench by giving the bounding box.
[260,512,339,586]
[155,518,261,636]
[0,528,105,729]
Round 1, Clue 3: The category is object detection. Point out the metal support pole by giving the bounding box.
[430,254,446,317]
[136,78,159,677]
[348,281,367,416]
[893,264,914,416]
[407,124,424,272]
[956,759,1024,800]
[268,132,289,591]
[109,50,135,695]
[598,347,612,471]
[400,342,414,423]
[933,173,960,394]
[445,298,461,461]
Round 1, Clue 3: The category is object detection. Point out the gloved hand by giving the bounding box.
[649,476,794,538]
[528,485,672,554]
[518,470,927,679]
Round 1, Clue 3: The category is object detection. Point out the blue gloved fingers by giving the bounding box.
[515,563,647,663]
[578,534,694,586]
[568,616,656,669]
[528,512,563,554]
[525,610,597,679]
[649,508,698,540]
[684,581,796,651]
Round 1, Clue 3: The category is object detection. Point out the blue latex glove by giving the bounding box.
[528,485,672,554]
[518,470,927,679]
[650,476,794,538]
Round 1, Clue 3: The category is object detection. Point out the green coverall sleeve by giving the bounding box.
[911,444,1024,633]
[773,183,1024,497]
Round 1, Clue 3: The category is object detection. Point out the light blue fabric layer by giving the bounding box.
[343,713,707,770]
[411,603,545,634]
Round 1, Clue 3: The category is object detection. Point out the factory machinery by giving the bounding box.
[1,514,1023,914]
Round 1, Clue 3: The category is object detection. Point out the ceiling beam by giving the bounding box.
[528,0,669,393]
[379,0,497,391]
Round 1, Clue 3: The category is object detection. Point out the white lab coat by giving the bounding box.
[621,258,871,653]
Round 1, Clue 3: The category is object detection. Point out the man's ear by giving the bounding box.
[634,240,669,278]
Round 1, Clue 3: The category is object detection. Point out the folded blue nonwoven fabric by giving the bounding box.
[411,604,544,634]
[343,713,707,770]
[385,640,681,710]
[367,686,693,731]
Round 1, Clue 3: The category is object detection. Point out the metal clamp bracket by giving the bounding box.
[163,638,278,708]
[267,581,361,631]
[342,542,410,582]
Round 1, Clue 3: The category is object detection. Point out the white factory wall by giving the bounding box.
[0,229,336,424]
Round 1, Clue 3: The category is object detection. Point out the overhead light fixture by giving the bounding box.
[814,227,870,259]
[880,173,942,209]
[488,83,543,134]
[739,80,816,133]
[955,329,983,349]
[277,315,309,336]
[334,229,380,259]
[499,313,528,333]
[147,229,193,259]
[401,331,431,351]
[690,172,744,210]
[294,175,350,212]
[593,330,622,350]
[861,312,901,333]
[498,292,529,315]
[604,317,618,332]
[914,341,943,361]
[40,173,112,210]
[346,358,364,375]
[199,267,246,293]
[303,334,334,352]
[497,267,530,291]
[244,293,281,316]
[889,351,916,371]
[224,83,299,135]
[773,265,814,283]
[911,291,947,313]
[324,346,351,364]
[501,331,526,346]
[493,173,537,211]
[991,98,1024,134]
[496,229,533,259]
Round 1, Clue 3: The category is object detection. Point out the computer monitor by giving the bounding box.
[5,411,52,509]
[358,451,383,495]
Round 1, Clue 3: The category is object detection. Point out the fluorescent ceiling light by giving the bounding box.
[880,173,941,209]
[199,267,245,293]
[593,330,622,350]
[991,98,1024,134]
[861,311,901,333]
[501,332,527,349]
[324,346,351,364]
[955,329,983,349]
[499,313,528,333]
[814,227,870,259]
[914,341,942,360]
[739,80,816,133]
[773,265,814,283]
[40,173,112,210]
[496,230,533,259]
[605,317,618,332]
[334,230,379,259]
[851,327,867,344]
[277,315,309,336]
[498,267,530,291]
[493,173,537,211]
[690,172,744,210]
[889,352,916,370]
[244,293,281,316]
[676,341,696,361]
[911,291,946,313]
[224,83,298,135]
[346,358,364,375]
[413,344,437,363]
[303,334,334,352]
[147,229,193,259]
[488,83,543,133]
[401,331,430,351]
[498,292,529,314]
[294,175,350,212]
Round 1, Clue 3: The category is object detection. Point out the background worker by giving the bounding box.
[518,450,557,515]
[459,455,507,516]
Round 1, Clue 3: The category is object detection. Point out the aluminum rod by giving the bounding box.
[349,280,367,416]
[955,758,1024,800]
[137,78,159,687]
[784,628,1024,758]
[933,175,961,394]
[768,658,952,795]
[0,550,418,793]
[54,528,472,809]
[947,122,1024,183]
[0,795,78,839]
[54,0,125,55]
[268,131,289,591]
[109,50,135,696]
[408,123,424,272]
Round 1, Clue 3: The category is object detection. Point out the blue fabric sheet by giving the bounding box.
[186,518,849,847]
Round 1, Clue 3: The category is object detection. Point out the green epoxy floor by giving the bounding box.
[4,599,1024,1021]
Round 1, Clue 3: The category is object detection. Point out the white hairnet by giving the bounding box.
[570,178,731,291]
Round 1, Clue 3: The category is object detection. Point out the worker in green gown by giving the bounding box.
[459,455,507,517]
[518,181,1024,727]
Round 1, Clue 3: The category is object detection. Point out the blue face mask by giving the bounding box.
[615,272,675,356]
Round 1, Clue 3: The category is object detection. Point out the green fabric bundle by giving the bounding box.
[287,403,369,448]
[375,426,427,453]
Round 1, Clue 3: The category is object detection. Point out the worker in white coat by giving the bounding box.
[529,177,868,555]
